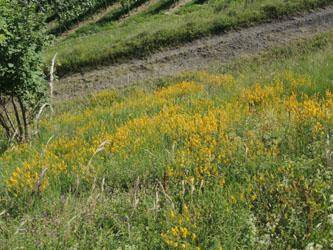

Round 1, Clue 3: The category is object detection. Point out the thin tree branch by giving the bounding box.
[36,103,50,123]
[11,96,23,142]
[3,104,17,135]
[26,98,42,122]
[18,96,29,141]
[0,113,11,138]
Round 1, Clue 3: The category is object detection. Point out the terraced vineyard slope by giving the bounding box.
[45,0,332,76]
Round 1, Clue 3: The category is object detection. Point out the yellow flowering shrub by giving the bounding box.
[161,205,199,249]
[91,89,120,106]
[0,73,331,212]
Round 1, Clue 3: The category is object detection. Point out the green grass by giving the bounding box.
[47,0,118,37]
[44,0,332,76]
[1,30,332,249]
[64,0,151,39]
[61,0,179,39]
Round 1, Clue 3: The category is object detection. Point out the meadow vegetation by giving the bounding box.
[45,0,332,76]
[0,31,332,249]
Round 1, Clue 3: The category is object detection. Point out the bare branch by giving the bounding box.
[36,103,50,123]
[26,98,43,122]
[18,96,29,140]
[11,96,23,142]
[4,105,17,136]
[0,113,12,138]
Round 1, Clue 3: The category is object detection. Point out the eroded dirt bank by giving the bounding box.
[55,5,333,100]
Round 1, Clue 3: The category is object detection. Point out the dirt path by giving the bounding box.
[54,5,333,100]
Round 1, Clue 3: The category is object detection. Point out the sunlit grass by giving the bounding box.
[45,0,332,76]
[0,29,332,249]
[1,71,332,249]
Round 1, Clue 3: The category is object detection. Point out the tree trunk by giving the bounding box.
[11,96,23,142]
[18,96,29,141]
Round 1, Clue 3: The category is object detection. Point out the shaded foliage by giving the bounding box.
[0,0,50,142]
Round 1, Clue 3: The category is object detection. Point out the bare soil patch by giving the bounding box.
[54,5,333,100]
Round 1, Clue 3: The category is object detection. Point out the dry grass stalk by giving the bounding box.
[182,180,185,201]
[190,178,195,204]
[86,140,110,173]
[126,215,131,236]
[91,177,97,192]
[64,213,81,242]
[31,167,48,198]
[42,135,55,156]
[36,103,50,123]
[165,143,176,165]
[124,176,140,239]
[86,193,100,211]
[28,166,48,207]
[101,177,105,192]
[153,191,160,211]
[156,179,174,209]
[8,219,27,244]
[244,143,249,163]
[200,179,204,190]
[74,173,80,193]
[326,133,332,169]
[29,136,54,200]
[130,176,140,218]
[49,53,57,100]
[0,210,6,217]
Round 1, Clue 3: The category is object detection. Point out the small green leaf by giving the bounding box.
[0,34,5,43]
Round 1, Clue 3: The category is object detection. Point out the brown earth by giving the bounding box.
[54,5,333,101]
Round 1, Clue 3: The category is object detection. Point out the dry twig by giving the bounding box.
[156,179,174,209]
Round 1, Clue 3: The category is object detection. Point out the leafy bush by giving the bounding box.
[0,0,50,142]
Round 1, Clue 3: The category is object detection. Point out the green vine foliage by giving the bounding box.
[0,0,50,142]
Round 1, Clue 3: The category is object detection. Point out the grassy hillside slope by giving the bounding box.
[45,0,332,76]
[0,31,332,249]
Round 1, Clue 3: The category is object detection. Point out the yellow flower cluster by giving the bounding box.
[283,71,313,89]
[1,72,331,201]
[4,134,97,197]
[90,89,119,106]
[197,72,234,88]
[285,90,332,127]
[161,205,198,248]
[6,162,40,197]
[240,82,283,107]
